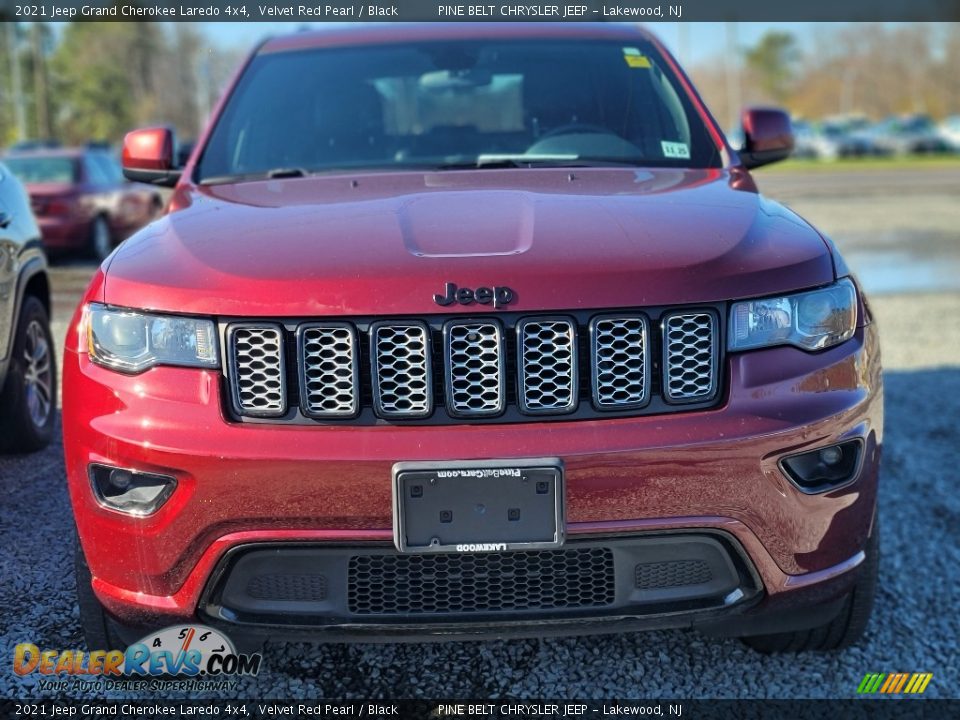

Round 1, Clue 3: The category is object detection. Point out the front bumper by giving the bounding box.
[63,318,882,638]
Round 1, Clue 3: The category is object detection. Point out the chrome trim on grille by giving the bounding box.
[370,321,433,418]
[662,311,718,403]
[516,317,578,415]
[590,315,650,410]
[226,323,287,418]
[297,323,359,418]
[444,319,506,418]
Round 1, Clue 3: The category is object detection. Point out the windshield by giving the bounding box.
[197,39,721,182]
[4,156,78,184]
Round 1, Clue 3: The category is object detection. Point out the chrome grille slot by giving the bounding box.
[298,323,359,418]
[371,322,433,418]
[517,318,578,414]
[222,306,722,424]
[445,320,505,417]
[663,311,718,402]
[591,316,649,409]
[228,324,287,417]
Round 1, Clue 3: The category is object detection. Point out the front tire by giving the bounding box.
[0,296,56,453]
[742,523,879,653]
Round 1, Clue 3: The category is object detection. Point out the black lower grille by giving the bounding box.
[347,548,615,615]
[635,560,713,589]
[245,573,329,601]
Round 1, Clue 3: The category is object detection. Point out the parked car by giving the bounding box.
[2,147,164,260]
[871,114,953,155]
[64,24,881,655]
[809,118,885,160]
[0,161,56,452]
[940,115,960,151]
[789,119,819,159]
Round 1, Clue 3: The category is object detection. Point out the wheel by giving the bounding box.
[0,296,56,453]
[742,523,879,653]
[75,538,126,650]
[89,215,113,261]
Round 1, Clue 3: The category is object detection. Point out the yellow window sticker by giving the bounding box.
[623,47,652,69]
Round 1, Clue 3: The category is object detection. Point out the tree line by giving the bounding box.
[691,23,960,129]
[2,22,959,148]
[0,22,241,147]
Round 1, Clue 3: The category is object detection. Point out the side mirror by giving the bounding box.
[739,108,794,169]
[122,127,181,187]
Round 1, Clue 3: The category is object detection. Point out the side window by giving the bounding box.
[86,153,123,185]
[84,154,112,185]
[93,153,125,184]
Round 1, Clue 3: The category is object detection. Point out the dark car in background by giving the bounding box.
[0,161,56,453]
[871,114,953,155]
[3,147,163,260]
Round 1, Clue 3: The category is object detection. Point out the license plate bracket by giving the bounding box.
[392,459,564,553]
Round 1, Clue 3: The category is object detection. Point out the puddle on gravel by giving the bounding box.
[844,250,960,295]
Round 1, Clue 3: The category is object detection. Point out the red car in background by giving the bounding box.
[3,147,163,260]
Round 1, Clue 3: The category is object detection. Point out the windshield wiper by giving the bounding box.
[435,155,659,170]
[199,167,310,185]
[437,154,579,170]
[266,167,307,179]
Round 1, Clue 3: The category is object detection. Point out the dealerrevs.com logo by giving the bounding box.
[13,624,261,689]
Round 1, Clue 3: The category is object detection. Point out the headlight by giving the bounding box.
[87,303,219,373]
[729,278,857,352]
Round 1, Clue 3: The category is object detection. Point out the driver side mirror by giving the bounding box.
[739,108,794,169]
[122,127,182,187]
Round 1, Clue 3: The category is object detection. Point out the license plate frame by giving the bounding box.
[392,458,565,554]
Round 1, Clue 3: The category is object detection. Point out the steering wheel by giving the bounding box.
[538,123,618,140]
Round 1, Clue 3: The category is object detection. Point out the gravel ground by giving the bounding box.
[2,170,959,700]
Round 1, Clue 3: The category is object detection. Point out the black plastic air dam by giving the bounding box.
[201,532,760,628]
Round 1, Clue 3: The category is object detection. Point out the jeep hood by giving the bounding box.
[102,168,834,316]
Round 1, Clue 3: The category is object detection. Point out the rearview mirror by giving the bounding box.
[122,127,181,187]
[739,108,794,169]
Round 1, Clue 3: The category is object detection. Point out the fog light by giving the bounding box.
[780,440,863,494]
[819,446,844,466]
[108,468,133,491]
[89,464,176,516]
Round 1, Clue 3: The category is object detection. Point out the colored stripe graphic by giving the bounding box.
[857,672,932,694]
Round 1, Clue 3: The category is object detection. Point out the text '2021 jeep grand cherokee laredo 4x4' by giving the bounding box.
[64,24,881,653]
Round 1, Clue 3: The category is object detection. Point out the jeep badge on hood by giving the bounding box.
[434,283,515,309]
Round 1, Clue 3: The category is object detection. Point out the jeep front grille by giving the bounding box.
[227,324,286,417]
[663,311,718,402]
[222,306,723,424]
[445,320,505,417]
[517,318,578,414]
[591,316,649,409]
[298,323,359,418]
[371,322,433,418]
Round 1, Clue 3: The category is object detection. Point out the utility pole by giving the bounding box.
[6,22,27,141]
[31,23,50,139]
[677,23,689,65]
[724,22,742,132]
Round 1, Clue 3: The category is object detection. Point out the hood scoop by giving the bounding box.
[399,191,535,258]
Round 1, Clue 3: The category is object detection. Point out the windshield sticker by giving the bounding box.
[622,47,652,68]
[661,141,691,159]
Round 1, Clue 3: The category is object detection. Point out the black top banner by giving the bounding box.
[1,700,958,720]
[1,0,959,22]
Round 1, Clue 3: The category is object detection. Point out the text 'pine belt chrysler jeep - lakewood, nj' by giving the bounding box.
[64,24,882,654]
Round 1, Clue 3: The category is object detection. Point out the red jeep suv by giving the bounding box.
[63,24,882,653]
